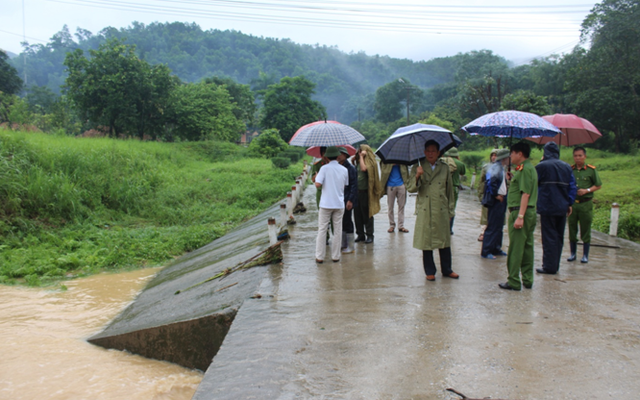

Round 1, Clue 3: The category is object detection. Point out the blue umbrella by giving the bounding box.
[289,120,365,147]
[375,123,458,165]
[462,110,562,139]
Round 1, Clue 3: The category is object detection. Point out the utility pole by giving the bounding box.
[22,0,27,85]
[406,86,410,125]
[398,78,416,125]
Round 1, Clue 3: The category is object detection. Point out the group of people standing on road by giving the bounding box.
[311,140,601,292]
[479,141,601,290]
[311,142,466,280]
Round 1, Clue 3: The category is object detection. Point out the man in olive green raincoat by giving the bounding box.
[406,140,459,281]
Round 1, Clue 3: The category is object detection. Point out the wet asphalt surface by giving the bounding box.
[194,185,640,400]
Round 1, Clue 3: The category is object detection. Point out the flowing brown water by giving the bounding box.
[0,268,202,400]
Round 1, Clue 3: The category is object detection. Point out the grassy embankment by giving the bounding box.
[0,129,304,286]
[461,147,640,242]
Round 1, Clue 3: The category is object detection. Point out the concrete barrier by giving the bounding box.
[88,167,307,372]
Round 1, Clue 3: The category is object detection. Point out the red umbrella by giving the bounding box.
[525,114,602,146]
[306,144,356,158]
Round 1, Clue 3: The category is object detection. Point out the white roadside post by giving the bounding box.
[286,192,293,220]
[609,203,620,237]
[280,203,287,227]
[470,172,476,189]
[267,218,277,245]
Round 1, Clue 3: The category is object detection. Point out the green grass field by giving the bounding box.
[461,146,640,242]
[0,129,304,286]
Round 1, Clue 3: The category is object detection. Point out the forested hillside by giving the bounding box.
[11,22,459,123]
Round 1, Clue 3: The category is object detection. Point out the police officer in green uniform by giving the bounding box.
[568,146,602,263]
[444,148,466,234]
[499,142,538,291]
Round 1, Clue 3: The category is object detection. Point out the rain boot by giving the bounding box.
[567,242,577,262]
[342,233,354,254]
[581,243,590,263]
[341,232,348,250]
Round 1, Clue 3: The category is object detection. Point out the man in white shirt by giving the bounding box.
[315,146,349,263]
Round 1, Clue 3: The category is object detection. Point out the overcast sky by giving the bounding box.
[1,0,596,64]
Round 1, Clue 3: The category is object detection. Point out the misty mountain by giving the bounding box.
[12,21,465,123]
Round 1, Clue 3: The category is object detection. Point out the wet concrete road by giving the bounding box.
[195,186,640,400]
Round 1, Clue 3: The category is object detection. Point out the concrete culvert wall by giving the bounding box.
[88,198,291,371]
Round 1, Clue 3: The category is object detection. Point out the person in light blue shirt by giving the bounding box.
[379,162,410,233]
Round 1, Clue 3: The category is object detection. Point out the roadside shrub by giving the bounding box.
[619,213,640,241]
[248,129,287,158]
[271,156,291,169]
[281,147,305,163]
[461,154,483,173]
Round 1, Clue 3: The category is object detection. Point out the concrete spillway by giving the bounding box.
[88,201,283,371]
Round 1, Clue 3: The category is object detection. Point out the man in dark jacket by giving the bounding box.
[338,147,358,253]
[535,142,577,275]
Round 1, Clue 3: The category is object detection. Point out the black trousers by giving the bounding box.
[422,247,452,276]
[541,214,567,273]
[354,190,374,238]
[342,207,354,234]
[481,199,507,256]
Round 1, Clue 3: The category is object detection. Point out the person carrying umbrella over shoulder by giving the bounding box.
[407,140,459,282]
[352,144,382,244]
[568,146,602,263]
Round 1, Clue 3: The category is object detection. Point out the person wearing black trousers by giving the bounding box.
[481,149,511,260]
[535,141,577,275]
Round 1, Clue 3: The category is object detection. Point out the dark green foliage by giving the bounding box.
[203,76,257,127]
[25,86,57,114]
[12,22,470,124]
[280,147,305,163]
[619,213,640,241]
[564,0,640,153]
[260,76,326,142]
[271,157,291,169]
[248,128,288,158]
[461,154,483,173]
[500,90,552,116]
[166,81,244,142]
[0,50,23,95]
[374,78,426,123]
[0,129,302,285]
[64,38,177,139]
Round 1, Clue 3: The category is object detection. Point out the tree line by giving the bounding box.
[1,0,638,152]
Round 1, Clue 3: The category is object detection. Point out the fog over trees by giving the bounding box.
[2,0,639,152]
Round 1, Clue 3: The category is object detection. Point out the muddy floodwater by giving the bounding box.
[0,269,202,400]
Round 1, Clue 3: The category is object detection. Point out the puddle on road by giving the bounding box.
[0,268,202,400]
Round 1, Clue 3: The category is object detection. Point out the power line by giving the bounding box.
[0,29,49,44]
[47,0,587,37]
